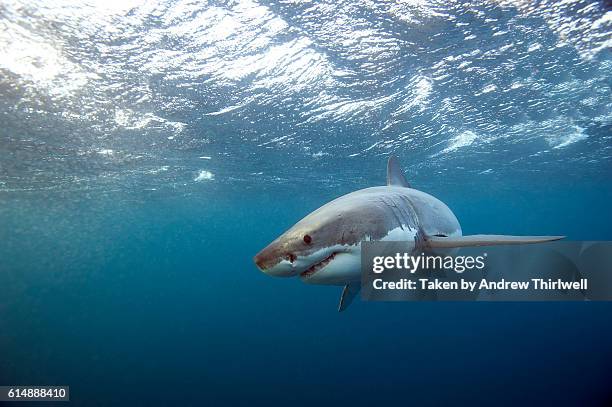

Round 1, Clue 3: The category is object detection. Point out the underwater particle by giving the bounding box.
[551,126,588,149]
[441,130,478,154]
[147,166,169,175]
[312,151,330,158]
[528,43,542,52]
[479,84,497,94]
[194,170,214,182]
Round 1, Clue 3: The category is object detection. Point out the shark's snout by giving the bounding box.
[253,243,299,277]
[253,253,267,270]
[253,249,274,272]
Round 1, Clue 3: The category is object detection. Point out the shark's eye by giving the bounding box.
[303,234,312,244]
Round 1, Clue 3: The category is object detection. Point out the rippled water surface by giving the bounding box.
[1,1,611,406]
[1,0,610,193]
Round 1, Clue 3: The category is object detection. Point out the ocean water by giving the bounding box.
[1,0,611,406]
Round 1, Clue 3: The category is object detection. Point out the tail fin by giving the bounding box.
[426,235,565,249]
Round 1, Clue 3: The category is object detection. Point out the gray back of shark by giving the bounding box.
[254,156,564,312]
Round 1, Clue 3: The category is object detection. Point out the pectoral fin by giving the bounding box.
[426,235,565,248]
[338,283,361,312]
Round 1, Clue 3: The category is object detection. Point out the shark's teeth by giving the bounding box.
[300,252,337,278]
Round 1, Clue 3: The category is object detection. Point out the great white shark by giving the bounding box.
[254,156,563,311]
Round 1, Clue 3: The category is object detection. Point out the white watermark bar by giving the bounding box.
[361,241,612,301]
[0,386,69,402]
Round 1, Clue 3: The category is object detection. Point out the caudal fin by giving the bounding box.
[426,235,565,249]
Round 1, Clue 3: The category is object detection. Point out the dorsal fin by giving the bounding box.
[387,156,410,187]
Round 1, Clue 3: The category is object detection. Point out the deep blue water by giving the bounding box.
[1,0,611,406]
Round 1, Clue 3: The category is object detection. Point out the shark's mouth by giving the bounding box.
[300,252,338,279]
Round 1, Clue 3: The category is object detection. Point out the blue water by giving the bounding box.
[1,0,611,406]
